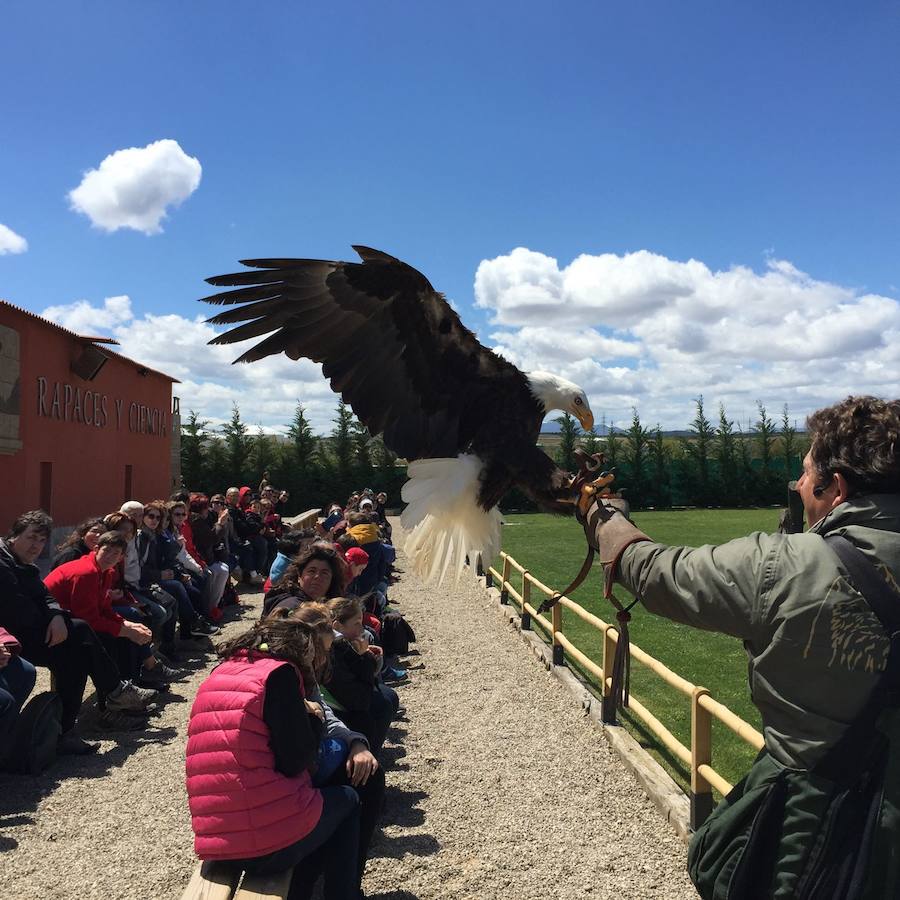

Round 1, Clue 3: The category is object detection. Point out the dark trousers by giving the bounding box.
[326,763,385,883]
[131,589,176,643]
[98,631,150,681]
[18,618,121,732]
[158,579,198,634]
[230,785,361,900]
[337,684,397,755]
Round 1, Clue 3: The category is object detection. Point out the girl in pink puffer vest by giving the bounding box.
[185,614,361,898]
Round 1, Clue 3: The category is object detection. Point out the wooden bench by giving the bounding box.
[285,507,322,530]
[180,861,293,900]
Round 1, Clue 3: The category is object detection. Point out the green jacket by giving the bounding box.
[617,494,900,769]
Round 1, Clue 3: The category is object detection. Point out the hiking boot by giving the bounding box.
[96,708,148,732]
[57,732,100,755]
[190,618,219,638]
[106,681,158,712]
[148,661,184,682]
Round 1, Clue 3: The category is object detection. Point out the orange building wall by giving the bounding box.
[0,304,175,531]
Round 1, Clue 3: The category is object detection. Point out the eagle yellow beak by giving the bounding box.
[576,409,594,431]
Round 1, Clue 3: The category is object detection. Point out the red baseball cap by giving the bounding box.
[344,547,369,567]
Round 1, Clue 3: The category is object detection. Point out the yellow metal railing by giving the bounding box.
[487,550,764,828]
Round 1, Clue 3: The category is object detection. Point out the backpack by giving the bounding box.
[3,691,63,775]
[688,535,900,899]
[380,612,416,656]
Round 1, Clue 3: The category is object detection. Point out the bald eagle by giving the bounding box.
[202,246,594,579]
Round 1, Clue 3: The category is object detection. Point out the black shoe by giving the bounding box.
[190,619,219,637]
[58,732,100,755]
[95,709,148,732]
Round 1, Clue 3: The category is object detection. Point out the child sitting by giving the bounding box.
[185,614,361,898]
[324,597,399,755]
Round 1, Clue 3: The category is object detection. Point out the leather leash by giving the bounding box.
[534,450,634,711]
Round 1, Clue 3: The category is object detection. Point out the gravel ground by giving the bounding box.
[0,524,697,900]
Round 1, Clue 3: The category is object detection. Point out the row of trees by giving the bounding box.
[180,396,808,515]
[180,401,408,515]
[554,398,807,509]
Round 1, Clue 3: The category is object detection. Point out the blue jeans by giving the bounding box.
[0,655,38,755]
[158,579,200,634]
[231,785,360,899]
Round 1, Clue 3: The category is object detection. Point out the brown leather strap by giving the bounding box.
[536,546,595,614]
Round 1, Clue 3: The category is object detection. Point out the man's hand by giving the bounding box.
[120,621,153,645]
[346,740,378,786]
[368,644,383,658]
[45,614,68,647]
[108,588,124,602]
[0,643,11,669]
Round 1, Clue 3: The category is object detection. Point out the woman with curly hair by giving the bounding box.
[262,543,348,618]
[50,518,106,571]
[186,612,361,898]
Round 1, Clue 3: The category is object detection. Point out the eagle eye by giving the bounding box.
[574,397,583,405]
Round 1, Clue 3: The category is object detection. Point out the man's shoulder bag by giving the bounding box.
[688,534,900,900]
[2,691,63,775]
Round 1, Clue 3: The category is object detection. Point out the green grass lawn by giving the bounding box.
[492,508,781,794]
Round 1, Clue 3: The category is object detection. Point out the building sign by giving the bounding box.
[36,376,168,436]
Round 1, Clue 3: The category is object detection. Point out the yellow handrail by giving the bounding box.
[488,551,764,827]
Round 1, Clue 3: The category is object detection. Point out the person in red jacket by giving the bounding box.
[44,532,159,685]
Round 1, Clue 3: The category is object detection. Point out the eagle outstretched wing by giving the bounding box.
[203,246,531,460]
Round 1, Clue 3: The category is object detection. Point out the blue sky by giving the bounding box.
[2,1,899,433]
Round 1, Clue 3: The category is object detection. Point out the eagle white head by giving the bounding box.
[525,371,594,431]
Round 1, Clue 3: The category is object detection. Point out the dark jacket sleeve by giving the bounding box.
[325,639,378,711]
[230,508,251,541]
[263,664,320,777]
[189,517,214,564]
[50,543,88,572]
[0,556,64,636]
[136,532,164,586]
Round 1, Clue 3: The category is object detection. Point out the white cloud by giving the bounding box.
[477,248,900,429]
[40,297,341,435]
[42,295,133,334]
[0,223,28,254]
[37,246,900,439]
[67,139,201,235]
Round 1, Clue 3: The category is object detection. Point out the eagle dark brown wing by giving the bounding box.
[203,246,534,460]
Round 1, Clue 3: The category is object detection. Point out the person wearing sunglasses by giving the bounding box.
[137,503,217,643]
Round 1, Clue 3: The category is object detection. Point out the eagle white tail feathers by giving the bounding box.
[401,454,502,582]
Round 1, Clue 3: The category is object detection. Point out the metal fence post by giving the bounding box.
[551,601,564,666]
[521,573,532,630]
[499,556,511,605]
[601,624,618,724]
[691,686,714,829]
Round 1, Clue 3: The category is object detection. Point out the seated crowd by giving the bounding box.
[1,482,408,898]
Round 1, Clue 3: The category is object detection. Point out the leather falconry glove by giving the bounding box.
[575,485,651,598]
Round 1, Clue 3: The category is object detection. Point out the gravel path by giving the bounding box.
[0,526,697,900]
